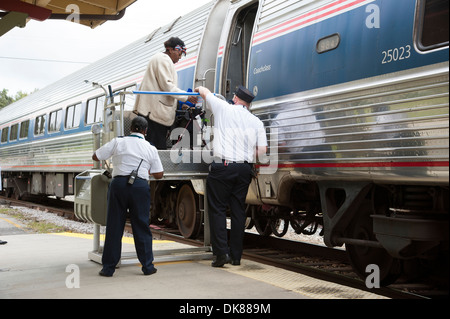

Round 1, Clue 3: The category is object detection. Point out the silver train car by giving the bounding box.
[1,0,448,285]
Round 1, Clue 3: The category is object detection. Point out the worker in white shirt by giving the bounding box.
[92,116,164,276]
[134,37,197,149]
[195,85,268,267]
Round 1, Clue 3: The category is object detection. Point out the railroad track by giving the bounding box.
[150,225,444,299]
[0,195,74,219]
[1,195,448,299]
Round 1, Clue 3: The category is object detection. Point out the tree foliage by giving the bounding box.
[0,89,33,109]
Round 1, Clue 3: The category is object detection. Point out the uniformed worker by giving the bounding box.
[195,85,268,267]
[133,37,197,149]
[92,116,164,276]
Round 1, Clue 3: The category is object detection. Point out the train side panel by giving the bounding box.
[243,0,448,200]
[238,0,448,280]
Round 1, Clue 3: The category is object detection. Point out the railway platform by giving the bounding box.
[0,214,388,300]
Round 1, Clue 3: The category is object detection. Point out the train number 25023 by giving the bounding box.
[381,45,411,64]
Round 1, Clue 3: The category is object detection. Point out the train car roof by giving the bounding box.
[0,0,137,36]
[0,0,215,127]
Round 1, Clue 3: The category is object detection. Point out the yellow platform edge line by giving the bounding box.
[0,217,24,229]
[50,232,172,245]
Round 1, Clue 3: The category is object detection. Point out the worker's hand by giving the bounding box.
[194,86,211,99]
[187,95,198,104]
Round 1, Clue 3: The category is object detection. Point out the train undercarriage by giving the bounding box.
[3,163,447,287]
[1,171,75,200]
[148,175,448,287]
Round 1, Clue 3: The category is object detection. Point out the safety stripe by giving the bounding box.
[51,232,173,245]
[4,161,449,170]
[0,164,93,169]
[257,161,450,169]
[253,0,375,45]
[175,56,197,71]
[0,217,25,230]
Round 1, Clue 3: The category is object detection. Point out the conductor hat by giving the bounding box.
[235,85,255,104]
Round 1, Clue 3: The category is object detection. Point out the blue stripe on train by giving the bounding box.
[248,0,449,101]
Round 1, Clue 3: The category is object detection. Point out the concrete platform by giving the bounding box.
[0,215,388,300]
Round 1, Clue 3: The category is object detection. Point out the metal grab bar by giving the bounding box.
[132,90,201,96]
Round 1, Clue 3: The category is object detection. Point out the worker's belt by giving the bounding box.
[114,175,146,180]
[214,158,252,167]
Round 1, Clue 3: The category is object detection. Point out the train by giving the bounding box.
[0,0,448,286]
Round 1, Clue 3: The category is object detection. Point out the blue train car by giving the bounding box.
[216,0,448,284]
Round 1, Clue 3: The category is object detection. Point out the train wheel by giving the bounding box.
[270,219,289,237]
[345,204,401,286]
[252,206,273,236]
[5,188,13,198]
[13,188,22,200]
[244,205,255,229]
[176,184,202,239]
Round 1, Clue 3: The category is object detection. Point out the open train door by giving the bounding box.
[215,0,259,101]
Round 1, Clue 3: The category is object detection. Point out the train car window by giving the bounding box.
[86,96,105,124]
[34,115,46,136]
[1,127,8,143]
[10,123,18,141]
[19,120,30,139]
[65,103,81,129]
[416,0,449,51]
[48,109,62,133]
[316,34,341,54]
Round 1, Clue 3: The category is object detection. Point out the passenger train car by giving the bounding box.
[1,0,448,285]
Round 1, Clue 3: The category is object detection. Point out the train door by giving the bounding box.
[220,1,259,101]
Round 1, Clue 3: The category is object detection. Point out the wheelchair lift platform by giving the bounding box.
[73,88,214,266]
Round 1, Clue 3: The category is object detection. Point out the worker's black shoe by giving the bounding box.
[99,270,113,277]
[231,260,240,266]
[0,240,7,245]
[211,254,230,267]
[143,268,157,276]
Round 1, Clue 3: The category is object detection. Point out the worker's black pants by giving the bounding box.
[206,161,253,261]
[146,118,170,150]
[101,176,155,275]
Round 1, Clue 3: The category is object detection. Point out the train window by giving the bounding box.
[48,109,62,133]
[416,0,449,51]
[65,103,81,129]
[316,33,341,53]
[86,96,105,124]
[1,127,8,143]
[19,120,30,139]
[34,115,46,136]
[10,123,18,141]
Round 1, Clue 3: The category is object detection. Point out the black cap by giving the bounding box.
[235,85,255,104]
